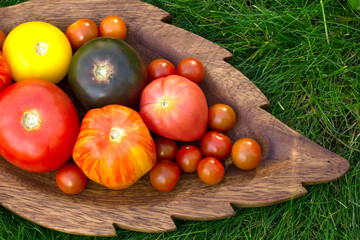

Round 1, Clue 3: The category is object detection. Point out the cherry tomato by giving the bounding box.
[140,75,208,142]
[200,131,232,161]
[66,18,99,51]
[147,59,175,82]
[0,30,5,51]
[56,162,88,194]
[150,160,181,192]
[231,138,261,170]
[0,79,79,172]
[197,157,224,185]
[99,16,127,40]
[176,57,205,85]
[154,136,177,161]
[176,145,202,172]
[208,104,236,132]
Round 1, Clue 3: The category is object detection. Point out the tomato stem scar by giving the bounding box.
[35,42,49,56]
[22,111,41,130]
[110,127,125,141]
[92,60,114,83]
[161,99,169,107]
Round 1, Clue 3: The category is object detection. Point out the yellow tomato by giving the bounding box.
[3,21,72,84]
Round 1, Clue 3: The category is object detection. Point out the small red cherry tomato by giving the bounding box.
[200,131,232,161]
[0,30,6,51]
[231,138,261,170]
[197,157,224,185]
[208,104,236,132]
[147,59,176,82]
[154,136,177,161]
[56,162,88,194]
[99,16,127,40]
[150,160,181,192]
[65,19,98,50]
[176,57,205,85]
[176,145,202,172]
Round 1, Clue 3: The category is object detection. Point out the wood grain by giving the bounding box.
[0,0,350,236]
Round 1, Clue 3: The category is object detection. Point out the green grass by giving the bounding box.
[1,0,359,239]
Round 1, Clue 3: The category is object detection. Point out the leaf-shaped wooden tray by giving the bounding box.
[0,0,350,236]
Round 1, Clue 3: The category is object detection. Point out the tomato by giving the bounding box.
[0,52,11,92]
[99,16,127,40]
[0,30,5,51]
[176,57,205,85]
[0,79,79,172]
[147,59,176,82]
[208,104,236,132]
[68,37,147,110]
[150,160,181,192]
[3,21,72,84]
[231,138,261,170]
[154,136,177,161]
[197,157,224,185]
[200,131,232,161]
[176,145,202,172]
[140,75,208,142]
[66,18,98,51]
[73,105,156,190]
[56,162,88,195]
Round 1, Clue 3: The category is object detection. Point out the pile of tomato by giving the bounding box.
[0,16,262,195]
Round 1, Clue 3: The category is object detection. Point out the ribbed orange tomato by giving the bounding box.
[0,52,11,92]
[72,105,156,190]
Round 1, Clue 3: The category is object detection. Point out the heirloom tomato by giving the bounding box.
[72,105,156,190]
[0,52,11,92]
[231,138,261,170]
[0,79,80,172]
[68,37,147,110]
[2,21,72,83]
[139,75,208,142]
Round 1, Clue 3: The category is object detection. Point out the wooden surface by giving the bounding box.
[0,0,350,236]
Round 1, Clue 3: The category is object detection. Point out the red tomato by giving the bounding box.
[99,16,127,40]
[154,136,177,161]
[208,104,236,132]
[197,157,224,185]
[0,79,79,172]
[231,138,261,170]
[73,105,156,190]
[150,160,181,192]
[56,162,88,194]
[0,51,11,92]
[139,75,208,142]
[200,131,232,161]
[176,57,205,85]
[65,19,98,50]
[176,145,202,172]
[0,30,5,51]
[147,59,176,82]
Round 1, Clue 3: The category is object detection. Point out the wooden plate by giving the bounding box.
[0,0,349,236]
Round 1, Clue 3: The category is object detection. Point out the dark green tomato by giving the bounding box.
[68,37,147,110]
